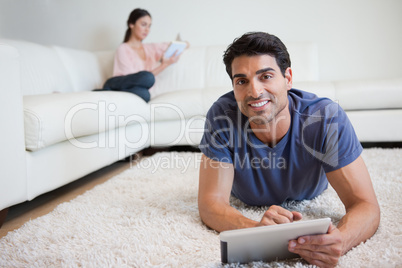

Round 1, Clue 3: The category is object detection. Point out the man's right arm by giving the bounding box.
[198,154,302,232]
[198,154,258,232]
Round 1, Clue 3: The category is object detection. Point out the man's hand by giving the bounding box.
[288,223,343,268]
[198,155,303,231]
[257,205,302,226]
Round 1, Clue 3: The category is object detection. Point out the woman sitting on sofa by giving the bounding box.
[99,8,187,102]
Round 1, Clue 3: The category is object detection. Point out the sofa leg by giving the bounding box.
[0,208,9,228]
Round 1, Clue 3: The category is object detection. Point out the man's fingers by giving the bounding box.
[292,211,303,221]
[260,211,288,225]
[288,224,342,267]
[264,209,291,223]
[259,205,302,226]
[289,243,339,267]
[298,228,341,246]
[327,223,337,233]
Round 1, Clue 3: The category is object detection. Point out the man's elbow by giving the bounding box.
[197,196,225,232]
[361,200,381,239]
[372,201,381,231]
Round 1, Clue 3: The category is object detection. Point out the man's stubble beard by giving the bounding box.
[243,98,287,126]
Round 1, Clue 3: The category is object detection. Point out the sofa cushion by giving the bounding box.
[94,50,115,86]
[52,46,106,92]
[1,39,74,95]
[149,89,205,122]
[286,43,319,82]
[149,87,231,122]
[150,47,207,98]
[204,46,232,88]
[24,91,150,151]
[346,109,402,142]
[335,78,402,110]
[292,81,336,100]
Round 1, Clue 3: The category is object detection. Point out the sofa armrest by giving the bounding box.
[0,43,28,211]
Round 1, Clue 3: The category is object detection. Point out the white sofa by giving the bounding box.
[1,38,401,219]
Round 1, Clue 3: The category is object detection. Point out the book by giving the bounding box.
[164,41,187,58]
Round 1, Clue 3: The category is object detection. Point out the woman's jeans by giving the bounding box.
[102,71,155,102]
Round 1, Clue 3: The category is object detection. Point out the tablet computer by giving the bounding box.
[220,217,331,264]
[164,41,187,58]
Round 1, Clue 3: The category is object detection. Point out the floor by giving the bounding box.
[0,143,398,239]
[0,146,200,239]
[0,160,131,239]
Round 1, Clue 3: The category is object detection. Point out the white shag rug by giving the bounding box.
[0,148,401,267]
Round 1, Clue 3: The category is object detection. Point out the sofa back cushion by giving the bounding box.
[150,46,208,97]
[287,43,319,82]
[4,38,319,97]
[53,46,112,92]
[204,46,231,89]
[1,39,115,95]
[1,39,74,95]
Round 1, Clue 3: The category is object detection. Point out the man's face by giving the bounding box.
[231,54,292,126]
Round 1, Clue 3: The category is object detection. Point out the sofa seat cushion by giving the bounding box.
[346,109,402,142]
[149,87,231,122]
[292,81,336,100]
[335,78,402,110]
[24,91,150,151]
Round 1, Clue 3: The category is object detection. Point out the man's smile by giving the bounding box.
[248,99,270,110]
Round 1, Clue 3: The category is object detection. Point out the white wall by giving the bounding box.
[1,0,401,82]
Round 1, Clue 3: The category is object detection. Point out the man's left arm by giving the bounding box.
[288,155,380,267]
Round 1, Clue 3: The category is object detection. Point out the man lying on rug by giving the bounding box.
[197,32,380,268]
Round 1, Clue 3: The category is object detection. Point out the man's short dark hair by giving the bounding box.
[223,32,291,80]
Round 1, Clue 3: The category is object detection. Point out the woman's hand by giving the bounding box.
[152,51,181,76]
[161,51,181,67]
[153,41,189,76]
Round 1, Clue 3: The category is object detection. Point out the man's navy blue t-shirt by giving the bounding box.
[199,89,362,206]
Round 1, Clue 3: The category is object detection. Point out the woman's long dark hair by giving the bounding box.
[123,8,151,43]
